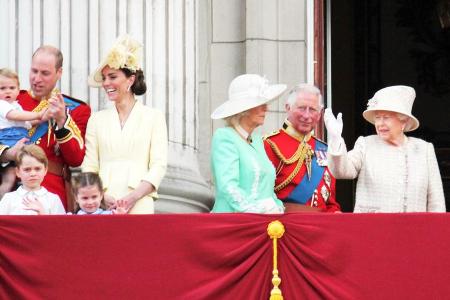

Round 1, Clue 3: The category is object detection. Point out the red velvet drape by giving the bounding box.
[1,213,449,299]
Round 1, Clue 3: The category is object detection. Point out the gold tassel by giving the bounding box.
[267,220,285,300]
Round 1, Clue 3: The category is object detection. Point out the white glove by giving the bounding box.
[323,108,344,153]
[324,108,343,150]
[260,198,283,214]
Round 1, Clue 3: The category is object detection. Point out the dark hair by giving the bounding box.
[121,68,147,95]
[71,172,106,213]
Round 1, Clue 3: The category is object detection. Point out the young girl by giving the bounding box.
[0,68,48,198]
[71,172,127,215]
[0,144,65,215]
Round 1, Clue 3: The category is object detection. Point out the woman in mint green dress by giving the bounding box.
[210,74,286,213]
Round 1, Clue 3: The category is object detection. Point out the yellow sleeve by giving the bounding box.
[141,110,168,190]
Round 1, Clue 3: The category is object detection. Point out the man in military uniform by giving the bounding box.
[264,84,340,212]
[0,46,91,210]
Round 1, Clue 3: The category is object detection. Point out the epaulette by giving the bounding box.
[263,129,280,140]
[62,94,87,106]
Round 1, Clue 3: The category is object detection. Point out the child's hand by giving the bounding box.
[3,138,28,162]
[112,199,128,215]
[117,194,138,212]
[23,195,45,215]
[104,194,117,210]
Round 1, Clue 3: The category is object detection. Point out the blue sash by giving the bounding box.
[284,140,327,204]
[29,96,81,142]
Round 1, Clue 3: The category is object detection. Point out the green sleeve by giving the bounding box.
[211,131,265,213]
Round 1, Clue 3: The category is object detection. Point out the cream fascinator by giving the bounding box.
[88,34,143,87]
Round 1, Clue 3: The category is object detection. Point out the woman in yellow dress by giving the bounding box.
[82,35,167,214]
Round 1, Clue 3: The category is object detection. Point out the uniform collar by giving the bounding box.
[282,119,313,142]
[29,87,60,102]
[16,185,49,197]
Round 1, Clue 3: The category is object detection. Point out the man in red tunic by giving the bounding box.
[264,84,340,212]
[0,46,90,210]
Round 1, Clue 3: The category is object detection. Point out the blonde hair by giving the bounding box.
[224,111,248,127]
[15,145,48,168]
[0,68,20,87]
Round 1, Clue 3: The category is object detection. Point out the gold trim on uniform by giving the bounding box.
[29,88,60,101]
[28,99,49,138]
[56,115,84,149]
[265,120,320,192]
[266,138,314,192]
[282,120,313,142]
[265,138,312,165]
[263,129,280,140]
[27,88,60,138]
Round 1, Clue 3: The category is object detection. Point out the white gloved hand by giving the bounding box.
[324,108,343,142]
[260,198,283,214]
[266,205,283,214]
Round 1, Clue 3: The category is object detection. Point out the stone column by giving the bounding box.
[154,0,213,213]
[245,0,309,134]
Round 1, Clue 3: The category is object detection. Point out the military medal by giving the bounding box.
[321,185,330,203]
[324,170,331,187]
[315,149,328,166]
[311,189,318,207]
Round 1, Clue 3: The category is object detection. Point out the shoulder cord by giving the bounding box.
[266,139,312,192]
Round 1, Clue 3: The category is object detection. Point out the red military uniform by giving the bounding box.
[264,121,340,212]
[15,89,91,210]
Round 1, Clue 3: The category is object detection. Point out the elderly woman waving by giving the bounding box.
[325,86,445,212]
[210,74,286,213]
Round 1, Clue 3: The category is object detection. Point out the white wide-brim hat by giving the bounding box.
[362,85,420,132]
[211,74,287,119]
[88,34,143,87]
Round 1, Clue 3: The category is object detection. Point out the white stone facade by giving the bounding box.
[0,0,313,212]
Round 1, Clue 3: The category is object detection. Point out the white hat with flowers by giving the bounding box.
[362,85,420,132]
[211,74,287,119]
[88,34,143,87]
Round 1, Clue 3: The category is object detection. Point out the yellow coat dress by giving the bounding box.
[81,101,168,214]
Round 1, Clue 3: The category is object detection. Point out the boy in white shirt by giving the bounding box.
[0,144,65,215]
[0,68,48,198]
